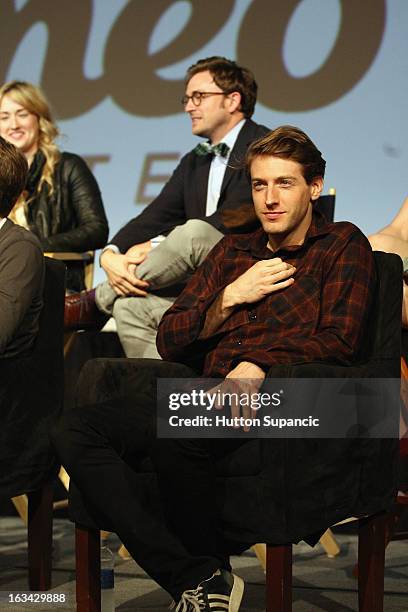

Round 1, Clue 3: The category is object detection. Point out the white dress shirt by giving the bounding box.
[205,119,246,216]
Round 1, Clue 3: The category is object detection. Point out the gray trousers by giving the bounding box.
[95,220,223,358]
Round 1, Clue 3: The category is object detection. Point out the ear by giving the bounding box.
[226,91,242,114]
[310,176,324,201]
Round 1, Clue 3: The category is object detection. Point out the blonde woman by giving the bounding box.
[0,81,108,291]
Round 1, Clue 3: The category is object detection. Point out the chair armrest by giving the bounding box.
[266,362,373,379]
[75,358,197,407]
[44,251,94,263]
[45,251,95,289]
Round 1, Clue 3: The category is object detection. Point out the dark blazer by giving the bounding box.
[0,257,64,499]
[0,219,44,359]
[112,119,270,252]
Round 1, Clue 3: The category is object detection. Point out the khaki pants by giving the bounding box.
[95,220,223,358]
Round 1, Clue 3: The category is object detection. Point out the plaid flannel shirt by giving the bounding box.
[157,211,376,377]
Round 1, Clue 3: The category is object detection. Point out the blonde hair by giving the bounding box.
[0,81,61,196]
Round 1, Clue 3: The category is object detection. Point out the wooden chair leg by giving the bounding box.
[251,543,266,571]
[358,513,386,612]
[118,543,131,560]
[11,494,28,525]
[75,525,101,612]
[319,528,341,558]
[64,331,76,358]
[53,467,70,510]
[58,466,70,490]
[27,483,53,591]
[266,544,292,612]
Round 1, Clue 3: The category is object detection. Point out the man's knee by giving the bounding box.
[177,219,222,244]
[113,295,169,330]
[95,280,117,314]
[113,296,153,328]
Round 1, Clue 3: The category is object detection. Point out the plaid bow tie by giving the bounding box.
[194,141,230,158]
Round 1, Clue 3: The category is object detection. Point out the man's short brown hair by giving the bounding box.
[246,125,326,184]
[185,56,257,118]
[0,136,28,217]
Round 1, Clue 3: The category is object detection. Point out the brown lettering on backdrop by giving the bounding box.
[82,155,110,173]
[137,153,181,204]
[0,0,105,118]
[105,0,235,116]
[1,0,386,117]
[237,0,386,111]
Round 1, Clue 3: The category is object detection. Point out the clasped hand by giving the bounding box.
[100,241,152,296]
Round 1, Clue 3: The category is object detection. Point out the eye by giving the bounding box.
[252,181,265,191]
[279,179,293,187]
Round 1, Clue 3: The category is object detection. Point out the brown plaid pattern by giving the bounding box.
[157,211,376,377]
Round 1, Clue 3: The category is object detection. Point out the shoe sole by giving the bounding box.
[229,574,244,611]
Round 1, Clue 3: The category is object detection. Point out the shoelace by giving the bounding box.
[174,586,206,611]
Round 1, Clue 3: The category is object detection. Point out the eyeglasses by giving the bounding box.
[181,91,226,107]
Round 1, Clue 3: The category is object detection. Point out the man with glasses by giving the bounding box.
[65,56,269,358]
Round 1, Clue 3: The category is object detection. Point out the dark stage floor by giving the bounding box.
[0,517,407,611]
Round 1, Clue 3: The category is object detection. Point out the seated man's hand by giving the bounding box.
[100,249,149,297]
[125,240,153,260]
[223,258,295,307]
[209,361,265,432]
[226,361,265,382]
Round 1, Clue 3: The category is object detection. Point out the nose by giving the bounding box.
[265,184,279,206]
[184,97,195,112]
[9,113,19,129]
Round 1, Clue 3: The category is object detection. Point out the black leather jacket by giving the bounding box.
[27,152,108,252]
[26,152,109,290]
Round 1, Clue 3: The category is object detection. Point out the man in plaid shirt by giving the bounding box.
[152,125,376,610]
[157,125,375,380]
[53,126,376,612]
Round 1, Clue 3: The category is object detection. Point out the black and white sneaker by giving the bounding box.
[174,569,244,611]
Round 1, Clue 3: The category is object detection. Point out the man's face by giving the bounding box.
[250,155,323,250]
[0,94,39,160]
[184,70,236,144]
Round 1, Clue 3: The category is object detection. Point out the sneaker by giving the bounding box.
[174,568,244,611]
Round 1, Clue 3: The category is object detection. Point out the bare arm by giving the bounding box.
[369,195,408,248]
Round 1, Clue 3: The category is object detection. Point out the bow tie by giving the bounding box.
[194,141,230,158]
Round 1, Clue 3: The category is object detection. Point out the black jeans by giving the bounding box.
[51,362,247,599]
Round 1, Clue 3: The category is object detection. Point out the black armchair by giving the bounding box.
[69,251,401,612]
[261,250,401,612]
